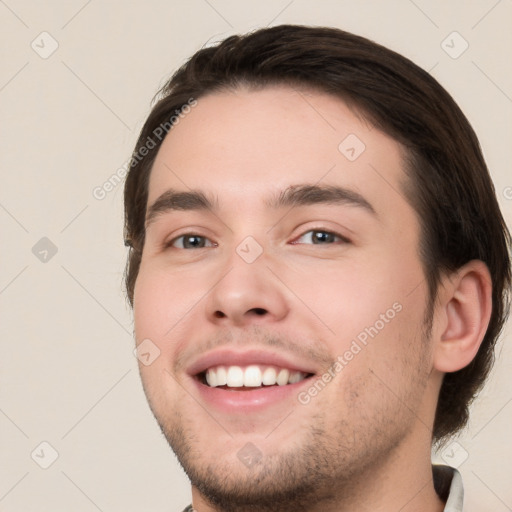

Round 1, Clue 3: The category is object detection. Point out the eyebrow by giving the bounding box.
[145,184,376,228]
[267,184,376,214]
[145,189,217,228]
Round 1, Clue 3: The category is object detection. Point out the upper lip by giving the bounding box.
[187,349,318,377]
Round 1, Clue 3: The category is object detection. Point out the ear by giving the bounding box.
[433,260,493,373]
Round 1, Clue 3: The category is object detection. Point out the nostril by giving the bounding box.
[212,308,267,319]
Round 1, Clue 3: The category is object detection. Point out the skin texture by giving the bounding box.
[133,86,491,512]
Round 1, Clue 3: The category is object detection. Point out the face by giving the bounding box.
[134,86,437,510]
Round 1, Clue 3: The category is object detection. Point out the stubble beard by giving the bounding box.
[148,360,431,511]
[141,318,433,512]
[160,414,384,512]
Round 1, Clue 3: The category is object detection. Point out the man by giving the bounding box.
[123,25,511,511]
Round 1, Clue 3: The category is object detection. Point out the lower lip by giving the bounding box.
[192,377,313,413]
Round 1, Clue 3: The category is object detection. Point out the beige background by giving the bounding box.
[0,1,511,511]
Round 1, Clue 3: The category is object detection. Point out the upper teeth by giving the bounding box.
[205,365,308,388]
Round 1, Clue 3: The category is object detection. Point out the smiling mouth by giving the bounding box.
[198,365,315,390]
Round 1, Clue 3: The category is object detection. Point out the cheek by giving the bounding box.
[133,269,167,341]
[286,256,411,340]
[133,267,185,406]
[133,262,214,391]
[134,262,200,340]
[286,241,427,366]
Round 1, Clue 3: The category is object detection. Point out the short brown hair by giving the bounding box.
[123,25,511,442]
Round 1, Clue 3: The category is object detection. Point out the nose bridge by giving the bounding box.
[205,235,289,325]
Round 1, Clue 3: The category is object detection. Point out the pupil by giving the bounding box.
[314,231,332,243]
[184,236,204,248]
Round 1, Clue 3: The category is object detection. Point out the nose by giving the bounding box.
[205,248,290,327]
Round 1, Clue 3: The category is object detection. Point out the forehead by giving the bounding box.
[148,86,409,216]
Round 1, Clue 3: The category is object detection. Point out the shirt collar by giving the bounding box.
[433,464,464,511]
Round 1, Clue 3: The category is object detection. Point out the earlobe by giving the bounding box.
[433,260,492,373]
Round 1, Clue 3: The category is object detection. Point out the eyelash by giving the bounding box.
[166,228,350,249]
[291,229,350,245]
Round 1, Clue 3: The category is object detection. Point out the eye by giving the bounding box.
[292,229,349,245]
[168,234,216,249]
